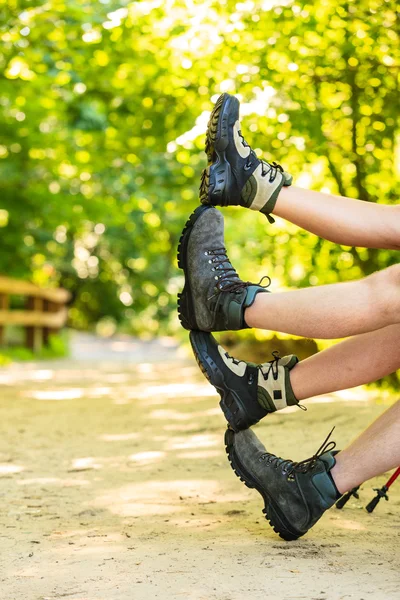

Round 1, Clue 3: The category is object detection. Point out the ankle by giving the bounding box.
[243,298,261,328]
[330,452,355,495]
[287,362,306,401]
[243,306,251,328]
[270,185,293,219]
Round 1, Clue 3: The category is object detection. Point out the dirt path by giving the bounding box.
[0,333,399,600]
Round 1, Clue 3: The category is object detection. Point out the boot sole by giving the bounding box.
[200,93,239,206]
[177,205,213,330]
[189,331,258,432]
[224,427,303,542]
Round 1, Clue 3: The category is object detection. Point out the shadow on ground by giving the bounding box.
[0,333,398,600]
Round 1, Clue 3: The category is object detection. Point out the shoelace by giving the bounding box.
[259,427,337,476]
[259,350,280,381]
[260,351,306,411]
[224,348,283,375]
[224,351,245,367]
[224,350,279,371]
[206,247,271,299]
[238,129,285,182]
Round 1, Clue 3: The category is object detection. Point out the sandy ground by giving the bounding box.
[0,332,399,600]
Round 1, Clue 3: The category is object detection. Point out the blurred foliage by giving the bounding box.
[0,0,398,357]
[218,330,318,363]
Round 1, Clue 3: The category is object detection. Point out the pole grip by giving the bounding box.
[366,486,388,513]
[366,494,381,513]
[336,492,353,509]
[335,486,359,510]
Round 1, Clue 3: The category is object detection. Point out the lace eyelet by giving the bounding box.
[214,275,219,280]
[204,251,208,256]
[244,163,252,171]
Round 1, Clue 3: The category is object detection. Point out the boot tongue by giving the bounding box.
[319,451,337,471]
[319,451,342,501]
[312,451,340,504]
[243,285,268,307]
[279,355,299,368]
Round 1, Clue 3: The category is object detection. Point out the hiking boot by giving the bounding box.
[199,93,292,223]
[189,330,300,431]
[177,205,270,331]
[225,427,341,541]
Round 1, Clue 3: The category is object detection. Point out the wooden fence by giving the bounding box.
[0,276,71,352]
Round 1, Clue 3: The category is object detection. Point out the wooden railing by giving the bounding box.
[0,276,71,352]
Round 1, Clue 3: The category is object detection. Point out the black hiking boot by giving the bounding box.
[177,205,270,331]
[189,330,300,431]
[199,93,292,223]
[225,427,341,540]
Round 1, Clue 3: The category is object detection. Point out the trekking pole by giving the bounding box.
[335,486,360,509]
[365,466,400,513]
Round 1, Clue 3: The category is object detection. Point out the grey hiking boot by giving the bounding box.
[225,427,341,541]
[177,205,270,331]
[199,93,292,223]
[189,330,300,431]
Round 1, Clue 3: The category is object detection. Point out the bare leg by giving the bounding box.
[245,264,400,339]
[273,186,400,250]
[331,400,400,493]
[286,324,400,493]
[290,324,400,400]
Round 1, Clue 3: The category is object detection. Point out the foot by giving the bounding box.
[189,330,299,431]
[177,205,270,331]
[225,427,341,541]
[200,93,292,223]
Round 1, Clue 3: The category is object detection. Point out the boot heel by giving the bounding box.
[177,290,195,330]
[209,159,231,206]
[224,427,256,490]
[199,167,210,204]
[219,394,246,432]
